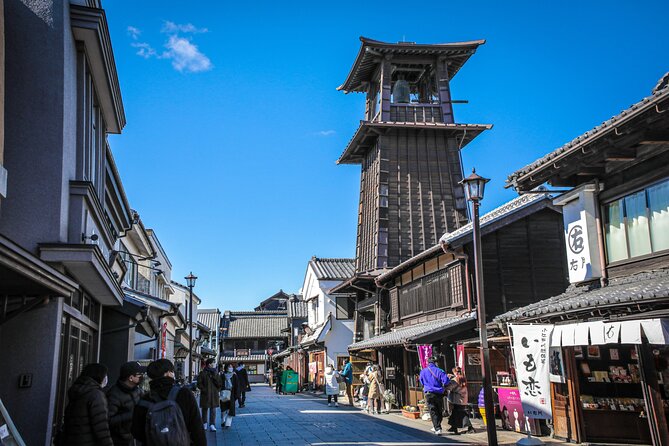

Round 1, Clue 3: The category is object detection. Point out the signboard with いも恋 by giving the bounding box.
[510,324,554,419]
[554,184,602,284]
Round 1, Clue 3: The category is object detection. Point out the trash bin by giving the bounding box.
[281,369,299,394]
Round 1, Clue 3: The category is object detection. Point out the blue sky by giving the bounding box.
[104,1,667,311]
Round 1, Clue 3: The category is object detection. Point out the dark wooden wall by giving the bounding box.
[467,208,568,321]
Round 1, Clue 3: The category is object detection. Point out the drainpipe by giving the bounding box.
[593,179,608,287]
[440,241,472,312]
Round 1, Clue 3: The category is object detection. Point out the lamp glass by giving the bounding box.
[185,272,197,288]
[460,169,490,202]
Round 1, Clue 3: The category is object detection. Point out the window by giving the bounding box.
[604,178,669,263]
[120,248,136,289]
[336,296,355,319]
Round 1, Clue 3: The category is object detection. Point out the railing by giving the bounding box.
[389,104,442,123]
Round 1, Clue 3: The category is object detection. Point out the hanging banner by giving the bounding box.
[510,324,553,419]
[417,345,433,369]
[456,344,465,370]
[161,322,167,359]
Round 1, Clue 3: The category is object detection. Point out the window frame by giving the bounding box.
[602,176,669,266]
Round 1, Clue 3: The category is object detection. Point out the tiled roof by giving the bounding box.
[495,269,669,323]
[287,297,308,319]
[224,313,289,339]
[507,75,669,190]
[300,315,332,346]
[220,354,268,363]
[339,37,485,93]
[349,313,476,351]
[197,309,221,331]
[440,189,553,246]
[309,257,356,281]
[226,310,287,316]
[273,347,294,359]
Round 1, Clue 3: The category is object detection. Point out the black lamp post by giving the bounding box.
[460,169,497,446]
[185,272,197,383]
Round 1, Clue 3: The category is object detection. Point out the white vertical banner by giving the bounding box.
[510,324,553,419]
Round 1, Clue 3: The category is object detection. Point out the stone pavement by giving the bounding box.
[207,384,566,446]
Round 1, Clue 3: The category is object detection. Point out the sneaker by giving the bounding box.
[209,425,217,432]
[203,423,208,431]
[334,402,339,407]
[328,402,331,407]
[435,429,442,435]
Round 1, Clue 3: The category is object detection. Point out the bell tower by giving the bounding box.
[337,37,492,272]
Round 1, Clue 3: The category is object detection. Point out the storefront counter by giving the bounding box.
[582,408,651,444]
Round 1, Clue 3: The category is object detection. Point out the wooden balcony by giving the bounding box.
[389,104,443,123]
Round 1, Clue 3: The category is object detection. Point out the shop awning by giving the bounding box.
[300,315,332,347]
[273,347,294,360]
[545,319,669,346]
[349,313,476,351]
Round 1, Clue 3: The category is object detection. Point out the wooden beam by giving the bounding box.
[638,129,669,144]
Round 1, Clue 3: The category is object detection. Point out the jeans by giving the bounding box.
[425,392,445,430]
[345,382,353,405]
[327,394,338,403]
[201,407,216,425]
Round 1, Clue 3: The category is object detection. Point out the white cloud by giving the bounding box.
[163,35,212,73]
[162,21,208,34]
[315,130,336,137]
[127,26,141,40]
[131,42,156,58]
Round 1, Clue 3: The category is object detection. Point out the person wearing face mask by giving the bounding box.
[106,361,146,446]
[131,359,206,446]
[219,363,240,429]
[60,363,114,446]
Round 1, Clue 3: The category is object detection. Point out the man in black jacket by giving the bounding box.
[107,361,145,446]
[236,362,251,408]
[131,359,206,446]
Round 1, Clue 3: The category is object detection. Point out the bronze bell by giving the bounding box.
[392,79,410,103]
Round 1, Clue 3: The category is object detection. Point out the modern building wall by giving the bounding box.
[99,310,134,384]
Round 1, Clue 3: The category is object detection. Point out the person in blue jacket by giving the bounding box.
[340,358,354,405]
[419,356,451,435]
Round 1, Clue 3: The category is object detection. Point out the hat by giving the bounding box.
[120,361,147,380]
[427,356,438,364]
[147,359,175,380]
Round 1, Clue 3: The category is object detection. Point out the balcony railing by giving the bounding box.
[389,104,443,123]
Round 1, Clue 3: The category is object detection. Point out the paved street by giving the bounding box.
[206,385,565,446]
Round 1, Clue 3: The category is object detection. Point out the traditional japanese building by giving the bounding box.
[337,37,492,273]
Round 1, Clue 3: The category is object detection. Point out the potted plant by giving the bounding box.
[382,389,396,413]
[401,405,421,419]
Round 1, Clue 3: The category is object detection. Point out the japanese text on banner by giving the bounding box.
[510,324,553,419]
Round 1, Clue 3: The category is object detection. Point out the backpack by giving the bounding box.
[138,385,190,446]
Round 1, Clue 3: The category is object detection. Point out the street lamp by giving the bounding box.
[460,169,497,446]
[185,272,197,383]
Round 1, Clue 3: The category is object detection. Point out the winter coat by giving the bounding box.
[106,380,142,446]
[61,375,114,446]
[219,371,241,416]
[324,368,340,396]
[131,376,206,446]
[367,370,383,400]
[196,367,222,409]
[236,367,250,391]
[340,362,353,384]
[446,379,468,405]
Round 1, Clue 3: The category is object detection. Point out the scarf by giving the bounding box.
[224,372,234,390]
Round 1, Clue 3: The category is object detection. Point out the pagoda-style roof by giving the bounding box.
[337,121,492,165]
[338,37,485,93]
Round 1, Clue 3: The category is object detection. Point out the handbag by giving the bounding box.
[219,389,231,402]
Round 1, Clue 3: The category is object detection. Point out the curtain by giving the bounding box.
[624,191,651,258]
[605,199,627,262]
[648,179,669,252]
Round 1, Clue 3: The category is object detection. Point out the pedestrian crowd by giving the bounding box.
[55,357,252,445]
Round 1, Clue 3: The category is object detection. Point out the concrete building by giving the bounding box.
[0,1,131,443]
[299,257,356,388]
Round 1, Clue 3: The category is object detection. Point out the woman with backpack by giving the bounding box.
[219,363,240,429]
[323,363,340,407]
[131,359,206,446]
[60,363,113,446]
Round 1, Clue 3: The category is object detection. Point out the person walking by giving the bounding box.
[419,356,451,435]
[106,361,146,446]
[366,365,383,414]
[274,365,284,394]
[131,359,206,446]
[219,363,240,429]
[235,362,250,408]
[446,367,475,434]
[197,358,222,432]
[61,363,114,446]
[340,359,354,405]
[324,364,340,407]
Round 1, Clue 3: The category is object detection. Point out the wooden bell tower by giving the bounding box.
[337,37,492,273]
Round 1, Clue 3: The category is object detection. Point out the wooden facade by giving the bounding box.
[338,38,491,272]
